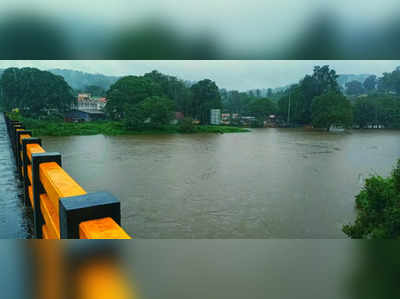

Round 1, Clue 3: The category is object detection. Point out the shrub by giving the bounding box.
[343,159,400,238]
[178,117,195,133]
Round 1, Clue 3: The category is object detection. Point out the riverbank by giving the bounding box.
[8,116,250,136]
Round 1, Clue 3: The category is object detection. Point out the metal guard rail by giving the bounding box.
[4,113,131,239]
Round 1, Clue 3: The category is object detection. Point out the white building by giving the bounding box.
[210,109,221,125]
[72,94,107,112]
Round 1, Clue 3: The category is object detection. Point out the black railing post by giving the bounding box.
[5,118,18,137]
[15,130,32,180]
[4,116,18,136]
[11,123,24,160]
[31,152,62,239]
[59,192,121,239]
[21,137,42,206]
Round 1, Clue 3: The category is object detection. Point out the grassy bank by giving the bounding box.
[8,115,250,136]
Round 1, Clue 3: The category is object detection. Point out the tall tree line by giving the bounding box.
[105,70,222,125]
[0,67,74,115]
[277,65,343,126]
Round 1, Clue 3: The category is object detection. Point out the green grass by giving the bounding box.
[7,115,250,136]
[193,125,250,133]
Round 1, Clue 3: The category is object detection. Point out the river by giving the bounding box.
[38,128,400,238]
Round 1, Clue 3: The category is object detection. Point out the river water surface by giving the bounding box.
[40,128,400,238]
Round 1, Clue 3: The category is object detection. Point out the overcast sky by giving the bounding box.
[1,60,399,91]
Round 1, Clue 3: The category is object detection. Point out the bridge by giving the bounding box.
[1,113,136,299]
[0,113,31,238]
[3,112,130,239]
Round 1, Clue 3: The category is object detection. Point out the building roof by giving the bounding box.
[77,93,91,101]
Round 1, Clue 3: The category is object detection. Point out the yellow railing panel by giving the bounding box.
[40,193,60,239]
[79,218,131,239]
[27,165,32,184]
[39,162,87,216]
[26,143,45,162]
[28,185,34,207]
[19,133,31,144]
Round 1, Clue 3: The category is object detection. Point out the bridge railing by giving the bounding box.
[4,114,131,239]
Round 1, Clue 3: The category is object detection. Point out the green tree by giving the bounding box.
[377,95,400,128]
[123,103,146,130]
[343,159,400,238]
[178,117,195,133]
[353,95,400,129]
[277,65,340,125]
[377,67,400,94]
[190,79,221,124]
[105,75,162,119]
[311,91,353,131]
[308,65,340,96]
[353,97,377,128]
[363,75,377,92]
[278,84,309,125]
[345,80,365,95]
[0,67,74,115]
[140,96,175,128]
[143,70,192,115]
[248,97,277,121]
[0,67,21,111]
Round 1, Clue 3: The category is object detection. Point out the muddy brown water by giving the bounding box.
[38,128,400,238]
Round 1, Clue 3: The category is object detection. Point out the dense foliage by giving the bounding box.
[363,75,377,91]
[311,91,353,130]
[353,95,400,128]
[143,70,192,115]
[106,72,223,128]
[190,79,222,124]
[247,97,277,125]
[0,67,74,116]
[274,65,400,129]
[220,89,252,115]
[345,80,365,96]
[178,117,195,133]
[343,160,400,238]
[277,65,340,126]
[378,67,400,94]
[105,75,162,120]
[2,64,400,131]
[123,96,175,130]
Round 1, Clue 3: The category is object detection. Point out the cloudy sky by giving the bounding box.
[1,60,399,91]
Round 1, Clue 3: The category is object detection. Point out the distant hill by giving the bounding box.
[337,74,372,88]
[0,68,120,91]
[48,69,120,91]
